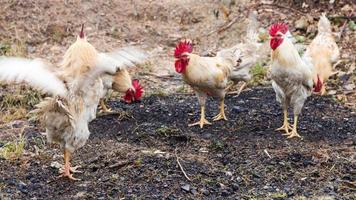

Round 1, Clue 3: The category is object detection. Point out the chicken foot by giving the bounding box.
[283,115,301,139]
[234,82,247,97]
[189,106,211,128]
[58,149,81,180]
[225,82,247,97]
[213,99,228,121]
[99,99,113,113]
[276,109,293,133]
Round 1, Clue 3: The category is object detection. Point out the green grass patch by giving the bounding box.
[250,63,268,85]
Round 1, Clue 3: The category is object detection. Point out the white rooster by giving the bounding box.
[0,25,147,180]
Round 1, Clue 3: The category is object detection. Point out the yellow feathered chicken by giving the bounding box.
[173,11,266,128]
[99,69,144,113]
[0,25,147,180]
[304,13,340,95]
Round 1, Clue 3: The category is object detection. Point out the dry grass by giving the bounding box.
[0,86,42,123]
[0,127,26,160]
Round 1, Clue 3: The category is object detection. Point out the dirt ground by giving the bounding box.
[1,88,355,199]
[0,0,355,199]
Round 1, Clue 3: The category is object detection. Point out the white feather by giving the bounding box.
[0,57,67,97]
[96,47,148,75]
[77,47,148,91]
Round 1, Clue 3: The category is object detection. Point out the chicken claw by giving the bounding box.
[59,172,81,181]
[283,115,302,139]
[99,99,113,113]
[59,165,82,174]
[189,118,212,128]
[275,123,293,133]
[213,112,227,121]
[213,99,228,121]
[285,130,301,139]
[58,149,81,181]
[189,105,212,128]
[275,109,292,133]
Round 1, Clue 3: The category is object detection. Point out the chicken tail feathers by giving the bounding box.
[245,11,259,45]
[318,13,332,34]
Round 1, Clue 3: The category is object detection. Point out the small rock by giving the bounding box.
[235,176,242,183]
[328,90,337,95]
[225,171,233,177]
[201,188,210,196]
[74,191,86,198]
[50,161,62,169]
[17,181,28,194]
[190,188,198,195]
[232,183,239,191]
[221,189,229,196]
[295,17,309,30]
[341,4,352,12]
[344,83,355,91]
[181,184,190,192]
[219,183,227,189]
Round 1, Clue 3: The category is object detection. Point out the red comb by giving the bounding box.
[174,40,193,58]
[79,24,85,38]
[123,80,143,103]
[132,79,143,100]
[269,23,289,36]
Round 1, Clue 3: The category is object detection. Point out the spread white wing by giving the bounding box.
[76,46,148,91]
[0,57,67,97]
[95,47,148,76]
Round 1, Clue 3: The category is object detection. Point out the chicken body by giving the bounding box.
[99,69,134,113]
[218,11,269,95]
[184,54,233,127]
[0,27,147,180]
[270,23,314,138]
[303,14,340,95]
[174,41,238,128]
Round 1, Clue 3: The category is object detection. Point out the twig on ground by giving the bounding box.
[338,17,350,40]
[257,3,306,15]
[264,149,272,159]
[204,16,240,37]
[141,72,176,79]
[175,93,194,96]
[329,15,356,21]
[175,148,191,181]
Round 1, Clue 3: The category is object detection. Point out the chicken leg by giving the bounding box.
[284,115,301,138]
[234,82,247,97]
[99,99,112,113]
[189,105,211,128]
[276,109,293,133]
[59,149,81,180]
[213,99,227,121]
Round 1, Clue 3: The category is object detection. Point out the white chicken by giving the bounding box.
[99,68,144,113]
[0,25,147,180]
[269,23,314,139]
[219,11,269,95]
[173,11,266,128]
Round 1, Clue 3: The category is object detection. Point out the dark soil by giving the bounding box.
[0,88,355,199]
